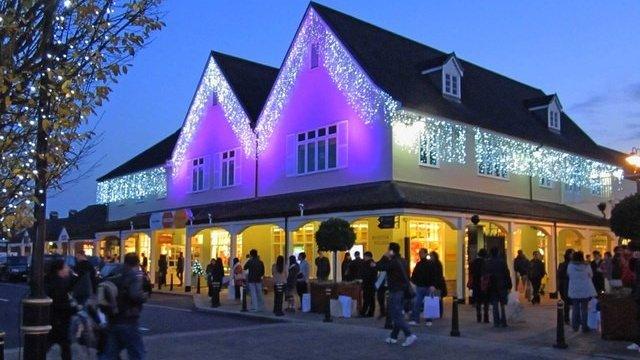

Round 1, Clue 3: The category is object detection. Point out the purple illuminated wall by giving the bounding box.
[257,51,393,196]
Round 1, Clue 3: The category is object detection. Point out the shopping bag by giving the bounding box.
[330,299,342,317]
[506,291,524,323]
[423,296,441,319]
[338,295,353,318]
[302,293,311,313]
[227,284,236,300]
[587,298,599,330]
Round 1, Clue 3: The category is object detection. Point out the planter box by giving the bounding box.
[310,281,362,314]
[600,294,640,341]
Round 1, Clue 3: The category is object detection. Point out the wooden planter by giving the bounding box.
[310,281,363,314]
[600,293,640,341]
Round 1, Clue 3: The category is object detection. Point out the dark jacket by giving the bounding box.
[432,258,447,297]
[46,274,76,341]
[73,259,97,304]
[590,259,605,294]
[342,258,352,281]
[360,258,377,286]
[348,258,363,280]
[484,256,512,301]
[513,255,530,276]
[411,258,437,288]
[158,256,168,273]
[112,266,146,324]
[244,257,265,283]
[376,255,409,292]
[529,259,546,281]
[470,257,486,300]
[557,261,570,299]
[177,256,184,271]
[315,256,330,280]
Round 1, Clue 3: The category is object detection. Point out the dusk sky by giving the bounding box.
[48,0,640,215]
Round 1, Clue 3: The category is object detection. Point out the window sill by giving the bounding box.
[188,188,209,195]
[477,173,510,181]
[289,166,341,177]
[418,162,440,169]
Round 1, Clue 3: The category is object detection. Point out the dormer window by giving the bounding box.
[422,53,464,101]
[548,110,560,131]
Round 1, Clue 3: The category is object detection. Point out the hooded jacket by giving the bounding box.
[567,262,597,299]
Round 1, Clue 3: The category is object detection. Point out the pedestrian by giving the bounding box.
[431,251,447,318]
[177,252,185,286]
[484,247,511,327]
[528,251,546,305]
[232,257,244,300]
[567,251,597,333]
[315,251,331,281]
[208,258,224,308]
[513,250,530,295]
[360,251,377,317]
[409,248,437,326]
[469,248,489,323]
[557,249,574,324]
[375,258,388,319]
[158,254,168,289]
[74,250,97,305]
[341,252,352,281]
[591,250,605,294]
[376,242,417,347]
[272,255,287,316]
[100,253,147,360]
[140,253,148,272]
[296,252,309,309]
[601,251,613,292]
[46,258,76,360]
[349,251,363,281]
[286,255,300,312]
[244,249,265,312]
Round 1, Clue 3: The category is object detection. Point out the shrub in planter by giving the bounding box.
[315,218,356,283]
[610,193,640,248]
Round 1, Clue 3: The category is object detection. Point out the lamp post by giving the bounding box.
[626,147,640,193]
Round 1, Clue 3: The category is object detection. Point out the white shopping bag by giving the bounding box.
[506,291,524,323]
[227,284,235,300]
[338,295,353,318]
[330,299,342,317]
[423,296,441,319]
[587,298,599,330]
[302,293,311,313]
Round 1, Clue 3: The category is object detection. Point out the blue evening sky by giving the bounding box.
[48,0,640,214]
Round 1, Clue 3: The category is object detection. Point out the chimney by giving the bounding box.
[68,209,78,217]
[49,211,59,219]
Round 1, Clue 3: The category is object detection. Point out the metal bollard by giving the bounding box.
[553,300,568,349]
[384,290,393,329]
[1,331,5,360]
[241,285,248,312]
[323,287,333,322]
[450,296,461,337]
[170,273,174,291]
[196,275,201,294]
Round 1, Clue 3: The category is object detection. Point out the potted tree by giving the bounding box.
[601,193,640,340]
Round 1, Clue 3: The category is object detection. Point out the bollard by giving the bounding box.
[323,287,333,322]
[1,331,5,360]
[553,300,568,349]
[450,296,461,337]
[170,273,174,291]
[241,285,248,312]
[384,290,393,329]
[274,284,285,316]
[196,275,201,294]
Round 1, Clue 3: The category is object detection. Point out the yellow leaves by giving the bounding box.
[4,96,10,108]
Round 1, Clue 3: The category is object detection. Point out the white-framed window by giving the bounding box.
[478,159,508,179]
[591,176,612,198]
[419,135,439,167]
[548,110,561,130]
[286,121,348,176]
[444,73,460,97]
[310,42,319,69]
[190,157,207,192]
[539,177,553,188]
[221,150,236,187]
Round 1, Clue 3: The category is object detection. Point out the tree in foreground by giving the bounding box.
[315,218,356,282]
[610,193,640,248]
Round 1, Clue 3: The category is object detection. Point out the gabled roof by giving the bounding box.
[420,52,464,75]
[97,129,180,182]
[523,94,557,109]
[309,2,616,166]
[211,51,279,126]
[11,205,108,243]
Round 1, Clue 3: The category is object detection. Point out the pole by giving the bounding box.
[553,300,568,349]
[23,2,59,358]
[241,285,248,312]
[170,273,174,291]
[450,296,460,337]
[323,287,333,322]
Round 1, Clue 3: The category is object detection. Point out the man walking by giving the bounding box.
[529,251,546,305]
[409,248,437,326]
[244,249,265,312]
[377,242,417,347]
[315,251,330,281]
[360,251,377,317]
[176,252,185,286]
[513,250,530,295]
[101,253,147,360]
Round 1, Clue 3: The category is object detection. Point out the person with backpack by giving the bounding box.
[244,249,265,312]
[528,251,546,305]
[46,258,76,360]
[484,247,512,327]
[315,251,330,281]
[100,252,147,360]
[470,249,489,323]
[286,255,300,312]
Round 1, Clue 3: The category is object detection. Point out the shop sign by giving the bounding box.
[150,209,193,229]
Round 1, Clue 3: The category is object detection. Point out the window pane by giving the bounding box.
[328,125,337,134]
[452,76,458,95]
[198,168,204,190]
[328,137,337,168]
[222,162,228,187]
[298,133,305,142]
[307,142,316,172]
[318,140,326,170]
[228,160,235,186]
[318,128,326,137]
[297,144,305,174]
[230,150,235,158]
[192,169,198,191]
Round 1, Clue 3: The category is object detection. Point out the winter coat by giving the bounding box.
[557,261,570,300]
[513,255,530,276]
[315,256,330,280]
[433,259,447,297]
[376,255,410,293]
[112,266,146,324]
[348,258,363,280]
[590,260,605,294]
[411,258,437,288]
[484,257,512,302]
[341,258,352,281]
[360,259,378,287]
[46,274,76,342]
[529,259,546,281]
[567,262,597,299]
[243,257,265,283]
[469,257,487,301]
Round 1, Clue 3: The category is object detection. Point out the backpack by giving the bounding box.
[97,280,119,316]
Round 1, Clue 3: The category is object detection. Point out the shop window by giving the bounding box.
[351,221,369,250]
[408,220,442,270]
[271,227,285,262]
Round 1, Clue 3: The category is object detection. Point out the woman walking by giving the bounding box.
[285,255,300,312]
[567,251,597,332]
[272,255,287,316]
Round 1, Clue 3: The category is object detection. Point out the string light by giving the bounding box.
[171,55,256,177]
[96,167,166,204]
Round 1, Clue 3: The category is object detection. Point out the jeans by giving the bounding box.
[361,284,376,317]
[411,286,429,322]
[530,277,542,304]
[389,290,412,339]
[100,323,145,360]
[248,282,264,311]
[491,297,507,326]
[571,298,589,331]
